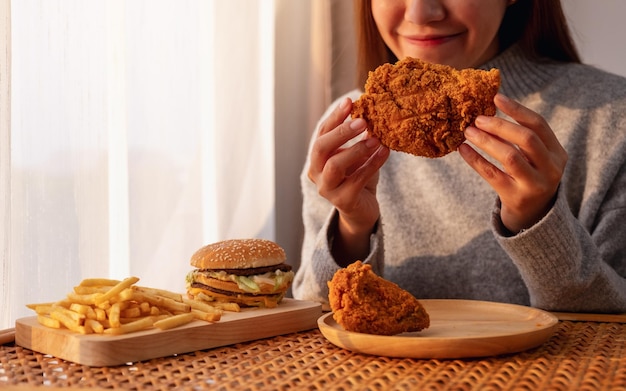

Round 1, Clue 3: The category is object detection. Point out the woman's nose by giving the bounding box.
[405,0,445,24]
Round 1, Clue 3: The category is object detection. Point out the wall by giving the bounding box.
[564,0,626,77]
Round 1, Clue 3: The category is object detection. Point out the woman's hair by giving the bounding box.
[353,0,581,86]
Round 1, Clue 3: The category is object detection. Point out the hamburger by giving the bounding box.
[185,239,294,308]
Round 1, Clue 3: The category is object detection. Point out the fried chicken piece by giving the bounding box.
[352,57,500,158]
[328,261,429,335]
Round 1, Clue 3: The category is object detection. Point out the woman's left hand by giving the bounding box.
[458,93,568,234]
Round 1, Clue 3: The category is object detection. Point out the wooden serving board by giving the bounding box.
[15,298,321,366]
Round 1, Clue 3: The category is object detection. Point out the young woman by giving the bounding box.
[293,0,626,312]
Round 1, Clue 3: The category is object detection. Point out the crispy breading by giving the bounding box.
[352,57,500,158]
[328,261,429,335]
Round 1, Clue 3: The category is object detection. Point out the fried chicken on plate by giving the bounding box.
[328,261,430,336]
[352,57,501,158]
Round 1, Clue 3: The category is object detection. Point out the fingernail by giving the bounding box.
[474,116,489,127]
[464,126,478,138]
[365,137,379,148]
[339,97,350,110]
[350,118,366,130]
[377,145,389,157]
[496,93,510,103]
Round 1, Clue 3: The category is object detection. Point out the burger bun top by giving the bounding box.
[190,238,286,269]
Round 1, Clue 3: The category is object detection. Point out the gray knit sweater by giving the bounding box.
[292,45,626,313]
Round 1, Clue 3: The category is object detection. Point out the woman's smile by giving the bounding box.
[401,32,463,47]
[401,33,461,47]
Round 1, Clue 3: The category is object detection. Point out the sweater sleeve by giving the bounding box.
[291,90,385,304]
[492,166,626,312]
[291,168,384,303]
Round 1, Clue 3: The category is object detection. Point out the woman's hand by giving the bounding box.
[459,94,568,234]
[307,97,390,263]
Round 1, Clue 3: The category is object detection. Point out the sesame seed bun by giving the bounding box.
[190,238,286,270]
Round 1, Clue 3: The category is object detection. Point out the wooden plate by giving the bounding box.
[318,299,558,359]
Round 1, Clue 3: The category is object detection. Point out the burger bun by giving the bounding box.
[190,238,286,269]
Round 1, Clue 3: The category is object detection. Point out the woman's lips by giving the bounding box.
[403,33,461,47]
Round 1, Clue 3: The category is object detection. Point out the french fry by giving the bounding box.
[135,286,182,303]
[67,292,102,306]
[182,297,223,314]
[95,300,112,310]
[121,307,141,318]
[37,315,61,329]
[79,278,121,287]
[84,306,97,320]
[191,309,221,322]
[108,302,123,328]
[95,277,140,305]
[33,305,54,316]
[27,275,226,336]
[94,307,107,321]
[120,316,150,324]
[153,313,195,330]
[109,288,134,303]
[73,285,110,295]
[69,303,92,316]
[51,306,85,324]
[50,309,87,334]
[132,290,190,313]
[85,319,105,334]
[194,293,240,312]
[99,319,111,328]
[103,316,154,335]
[212,301,240,312]
[53,299,72,309]
[26,302,55,311]
[139,302,151,314]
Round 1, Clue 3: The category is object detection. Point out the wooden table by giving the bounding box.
[1,320,626,390]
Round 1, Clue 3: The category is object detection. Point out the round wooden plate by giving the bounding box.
[317,299,559,359]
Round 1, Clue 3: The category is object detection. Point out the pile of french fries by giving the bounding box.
[27,276,236,335]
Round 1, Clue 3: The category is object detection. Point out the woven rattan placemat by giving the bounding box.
[1,321,626,390]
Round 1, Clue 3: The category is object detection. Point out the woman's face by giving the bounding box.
[371,0,509,68]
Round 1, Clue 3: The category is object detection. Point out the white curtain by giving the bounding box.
[1,0,277,329]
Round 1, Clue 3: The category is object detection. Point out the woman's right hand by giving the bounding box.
[307,97,390,264]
